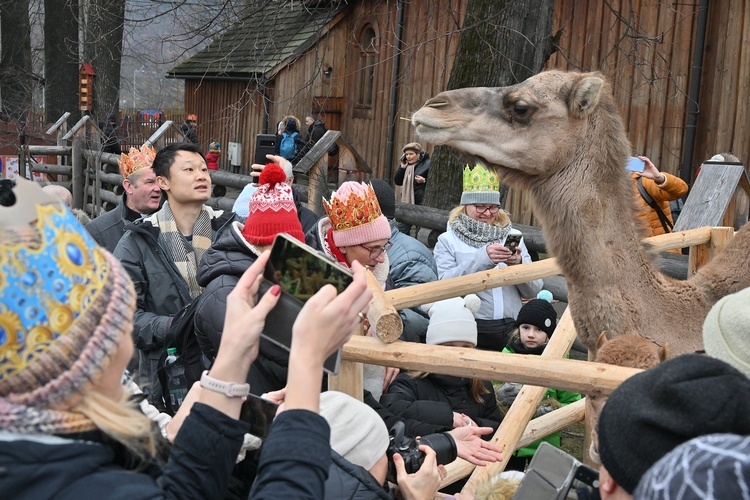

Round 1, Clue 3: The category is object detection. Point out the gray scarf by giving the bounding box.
[449,213,511,248]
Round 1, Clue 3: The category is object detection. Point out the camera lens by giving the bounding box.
[418,432,457,466]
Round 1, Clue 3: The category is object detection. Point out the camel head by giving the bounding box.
[412,70,623,187]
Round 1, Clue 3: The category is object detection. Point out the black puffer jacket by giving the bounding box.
[324,451,393,499]
[193,221,289,394]
[379,373,502,435]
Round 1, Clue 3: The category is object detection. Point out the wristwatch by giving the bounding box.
[200,370,251,398]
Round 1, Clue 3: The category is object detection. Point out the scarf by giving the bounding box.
[0,398,96,435]
[154,201,213,299]
[507,336,547,355]
[449,213,512,248]
[398,163,416,204]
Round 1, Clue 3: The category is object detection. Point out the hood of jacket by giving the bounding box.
[197,221,259,287]
[324,451,392,499]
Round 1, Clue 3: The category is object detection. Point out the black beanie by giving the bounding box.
[514,299,557,337]
[369,179,396,220]
[597,354,750,494]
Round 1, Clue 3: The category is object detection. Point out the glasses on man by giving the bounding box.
[360,241,393,259]
[472,204,500,214]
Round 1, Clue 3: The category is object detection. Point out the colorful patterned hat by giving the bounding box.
[0,179,136,434]
[323,182,391,247]
[118,144,156,179]
[460,164,500,205]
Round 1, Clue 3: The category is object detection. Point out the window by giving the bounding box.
[357,25,378,109]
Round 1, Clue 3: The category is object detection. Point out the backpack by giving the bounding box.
[279,131,299,160]
[156,300,209,415]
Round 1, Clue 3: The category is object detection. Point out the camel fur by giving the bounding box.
[411,70,750,356]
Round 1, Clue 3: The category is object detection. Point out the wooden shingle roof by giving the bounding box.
[168,1,347,80]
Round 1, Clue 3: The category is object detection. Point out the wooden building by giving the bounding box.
[169,0,750,226]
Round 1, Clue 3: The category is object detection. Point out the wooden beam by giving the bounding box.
[365,269,403,343]
[27,145,72,156]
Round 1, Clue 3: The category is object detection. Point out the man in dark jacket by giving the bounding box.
[86,145,162,252]
[305,115,327,145]
[114,142,233,408]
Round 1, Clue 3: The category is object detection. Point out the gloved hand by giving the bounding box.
[535,404,555,418]
[496,382,521,408]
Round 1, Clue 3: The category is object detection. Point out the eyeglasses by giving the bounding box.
[359,241,393,259]
[472,204,500,214]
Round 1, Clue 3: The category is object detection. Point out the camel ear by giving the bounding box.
[568,75,604,118]
[659,343,669,362]
[596,331,609,350]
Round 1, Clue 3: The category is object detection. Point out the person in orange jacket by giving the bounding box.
[631,155,688,241]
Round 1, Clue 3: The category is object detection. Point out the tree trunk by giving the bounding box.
[82,0,125,122]
[422,0,557,210]
[0,0,33,122]
[44,0,80,124]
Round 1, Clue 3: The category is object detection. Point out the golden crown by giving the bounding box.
[323,183,384,231]
[118,144,156,179]
[462,164,499,192]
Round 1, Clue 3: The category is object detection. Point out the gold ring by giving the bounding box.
[358,312,367,322]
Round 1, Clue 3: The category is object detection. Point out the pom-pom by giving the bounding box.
[464,294,481,315]
[537,289,553,303]
[259,163,286,187]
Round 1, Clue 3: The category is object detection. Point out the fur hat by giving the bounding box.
[597,354,750,493]
[703,286,750,378]
[422,295,481,346]
[402,142,422,154]
[369,179,396,220]
[118,144,156,179]
[319,391,389,471]
[634,433,750,498]
[323,182,391,248]
[0,181,136,435]
[241,163,304,246]
[461,164,500,205]
[514,291,557,338]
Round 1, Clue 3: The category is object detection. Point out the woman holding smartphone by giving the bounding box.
[433,165,542,352]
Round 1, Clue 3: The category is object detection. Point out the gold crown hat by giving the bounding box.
[460,164,501,205]
[118,144,156,179]
[323,182,392,247]
[0,179,136,434]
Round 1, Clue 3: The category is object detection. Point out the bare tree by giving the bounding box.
[0,0,33,121]
[422,0,558,210]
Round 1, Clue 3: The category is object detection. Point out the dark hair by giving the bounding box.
[152,143,205,179]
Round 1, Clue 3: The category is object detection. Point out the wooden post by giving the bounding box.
[71,137,84,209]
[327,356,364,401]
[688,226,734,276]
[307,155,329,216]
[365,269,403,342]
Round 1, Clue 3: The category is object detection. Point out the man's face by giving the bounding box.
[156,150,211,204]
[306,117,314,126]
[124,168,162,214]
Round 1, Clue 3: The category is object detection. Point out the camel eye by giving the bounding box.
[513,102,530,117]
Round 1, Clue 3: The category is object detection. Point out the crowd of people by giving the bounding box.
[2,140,749,500]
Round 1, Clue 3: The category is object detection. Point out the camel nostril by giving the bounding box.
[425,99,448,108]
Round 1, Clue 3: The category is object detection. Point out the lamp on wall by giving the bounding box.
[323,66,333,77]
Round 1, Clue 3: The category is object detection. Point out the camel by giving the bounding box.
[411,70,750,356]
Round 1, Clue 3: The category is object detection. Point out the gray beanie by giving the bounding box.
[319,391,389,471]
[702,286,750,378]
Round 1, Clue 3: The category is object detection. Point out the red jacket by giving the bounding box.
[206,151,220,171]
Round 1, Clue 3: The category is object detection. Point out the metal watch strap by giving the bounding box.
[199,370,250,398]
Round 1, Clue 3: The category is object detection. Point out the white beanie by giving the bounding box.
[703,287,750,378]
[422,295,481,346]
[319,391,389,471]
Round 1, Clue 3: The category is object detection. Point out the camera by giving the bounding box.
[385,421,457,483]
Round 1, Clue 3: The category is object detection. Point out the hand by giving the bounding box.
[415,175,426,184]
[447,426,503,466]
[393,445,444,500]
[503,248,522,266]
[485,243,514,265]
[261,387,287,405]
[461,414,477,427]
[250,154,292,181]
[496,382,521,408]
[535,404,555,418]
[638,155,665,183]
[383,366,400,394]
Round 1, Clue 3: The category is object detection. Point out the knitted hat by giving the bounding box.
[402,142,422,154]
[597,354,750,493]
[422,295,481,346]
[118,144,156,179]
[0,180,136,434]
[209,141,221,152]
[634,433,750,499]
[703,286,750,378]
[323,182,391,247]
[460,164,500,205]
[514,291,557,338]
[319,391,389,471]
[241,163,304,246]
[369,179,396,219]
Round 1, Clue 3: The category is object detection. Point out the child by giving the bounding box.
[496,290,582,470]
[206,141,221,170]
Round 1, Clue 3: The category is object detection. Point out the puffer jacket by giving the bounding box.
[380,372,503,435]
[394,153,431,205]
[85,193,140,253]
[324,452,393,499]
[193,221,290,394]
[113,207,233,407]
[630,172,688,237]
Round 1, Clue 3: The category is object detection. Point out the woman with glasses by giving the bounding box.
[433,165,543,351]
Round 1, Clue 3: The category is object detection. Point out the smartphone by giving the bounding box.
[626,156,645,172]
[513,442,599,500]
[504,233,522,254]
[259,233,354,374]
[239,393,280,439]
[400,152,407,163]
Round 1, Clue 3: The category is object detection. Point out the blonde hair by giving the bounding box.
[72,390,156,459]
[409,371,490,404]
[449,204,511,228]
